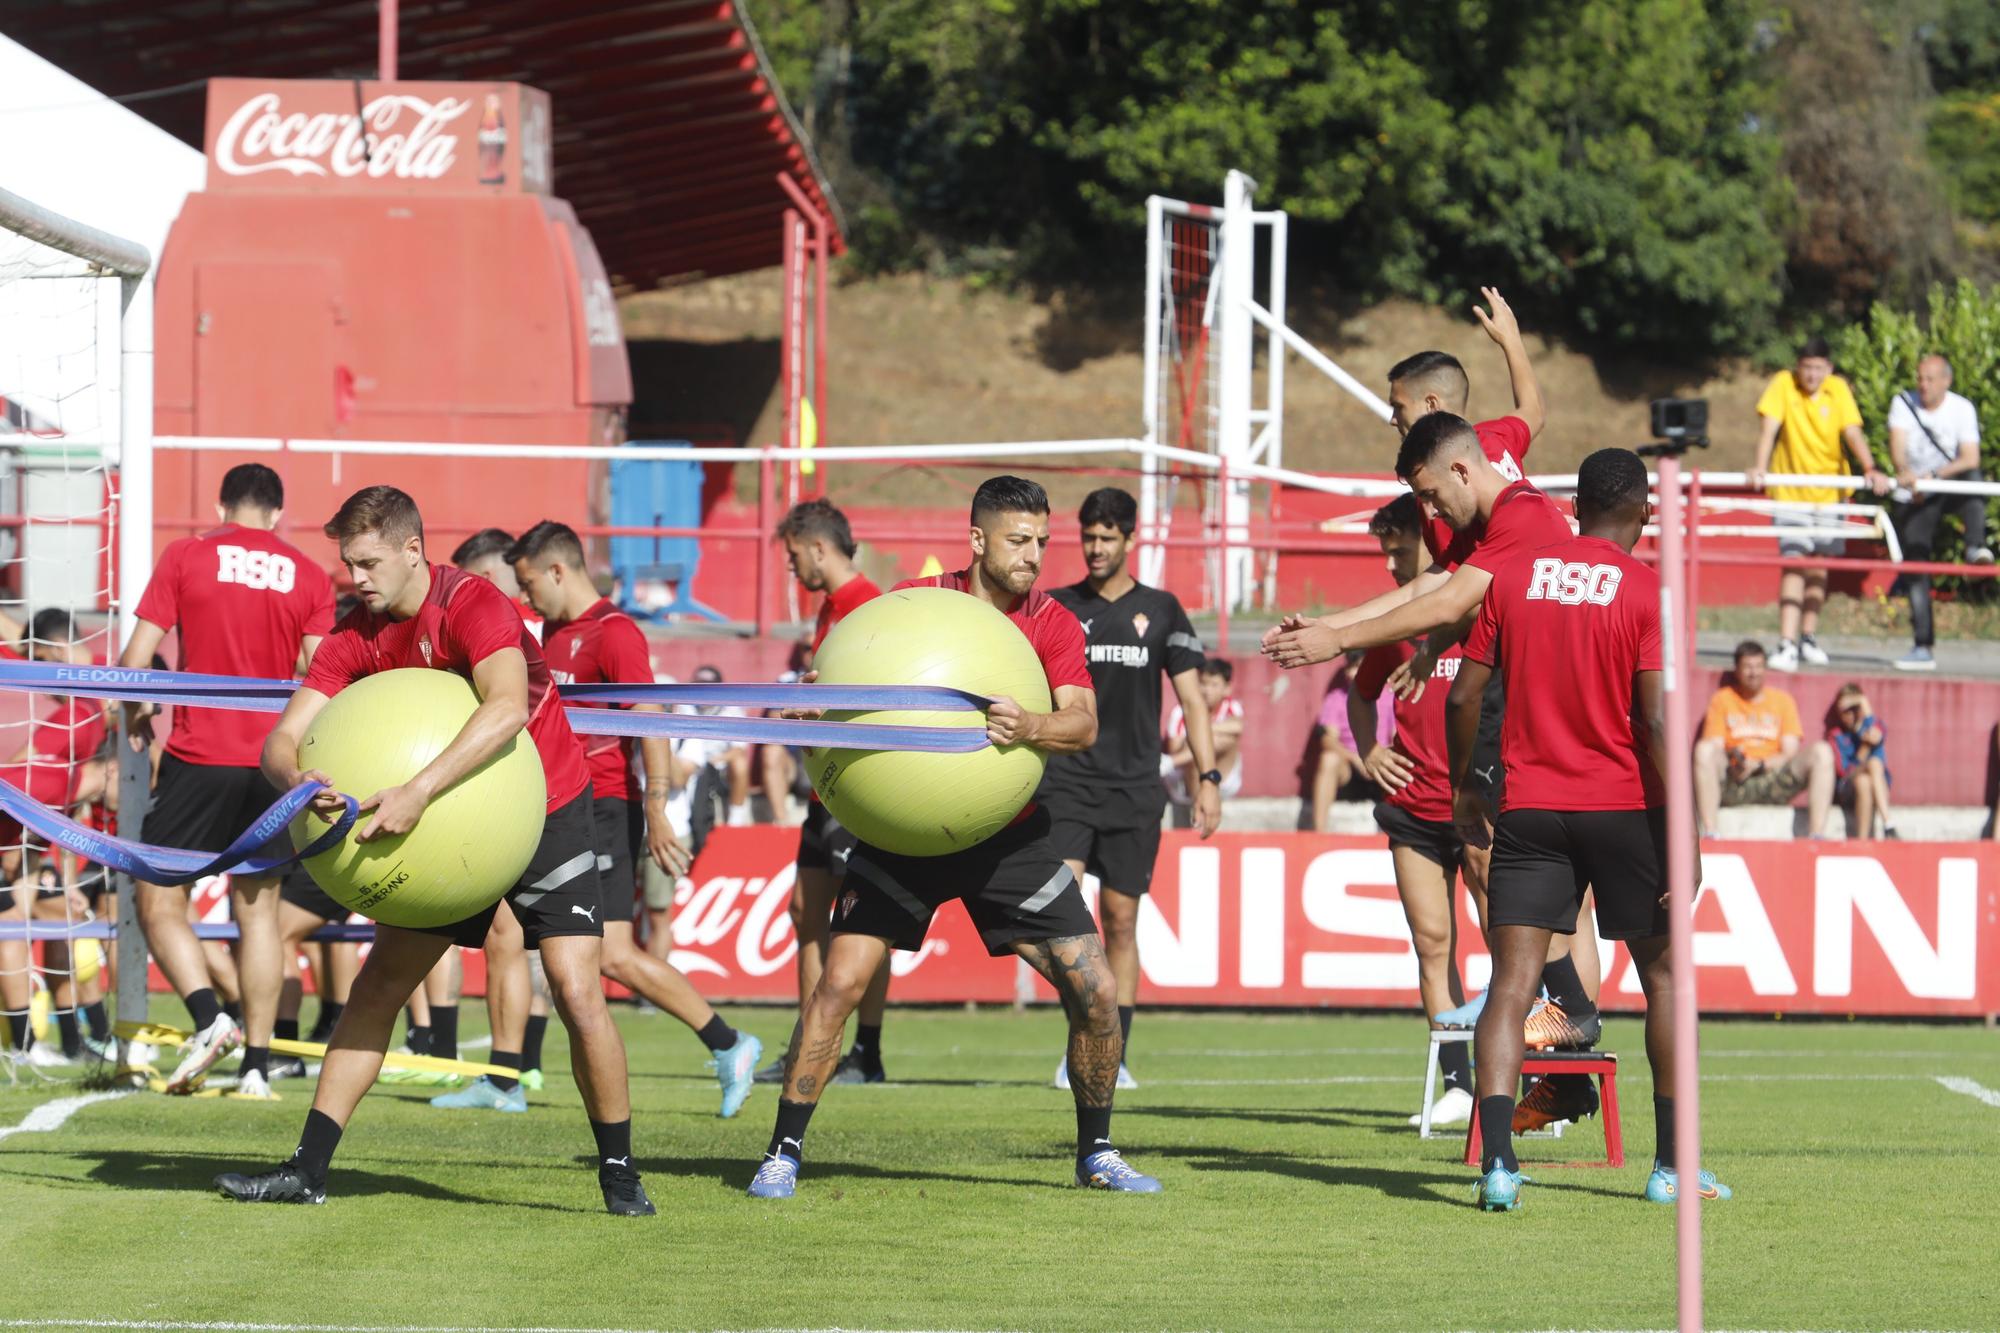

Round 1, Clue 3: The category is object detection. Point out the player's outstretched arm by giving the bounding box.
[1475,286,1545,440]
[356,648,531,842]
[1269,564,1490,669]
[1445,658,1493,848]
[987,684,1096,754]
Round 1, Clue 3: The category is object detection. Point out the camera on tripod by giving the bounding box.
[1639,397,1708,457]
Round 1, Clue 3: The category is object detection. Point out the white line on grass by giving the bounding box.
[0,1090,131,1143]
[1935,1075,2000,1107]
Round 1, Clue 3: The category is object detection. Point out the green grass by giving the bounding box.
[4,1005,1998,1332]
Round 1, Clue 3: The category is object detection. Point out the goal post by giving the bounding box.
[0,182,154,1055]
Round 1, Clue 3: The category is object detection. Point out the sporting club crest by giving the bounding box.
[1131,612,1150,638]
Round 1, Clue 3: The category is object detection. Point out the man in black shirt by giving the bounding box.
[1041,488,1221,1088]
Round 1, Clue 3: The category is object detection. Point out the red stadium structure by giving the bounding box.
[4,1,842,553]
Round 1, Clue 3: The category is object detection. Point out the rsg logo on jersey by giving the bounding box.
[215,545,297,593]
[1525,558,1623,607]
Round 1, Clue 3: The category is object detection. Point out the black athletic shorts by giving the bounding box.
[592,796,644,924]
[796,799,859,875]
[141,753,284,864]
[1466,672,1507,814]
[1042,783,1165,896]
[419,790,604,949]
[1373,800,1462,873]
[835,805,1099,956]
[1487,806,1668,942]
[280,868,349,923]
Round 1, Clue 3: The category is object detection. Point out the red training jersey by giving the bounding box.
[134,523,336,767]
[32,697,107,768]
[1353,640,1464,824]
[543,598,658,803]
[1463,535,1664,813]
[301,564,589,813]
[813,574,883,653]
[1424,416,1535,571]
[1460,480,1571,578]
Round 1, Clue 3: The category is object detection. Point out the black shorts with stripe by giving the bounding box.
[419,790,604,949]
[833,805,1097,956]
[592,796,644,924]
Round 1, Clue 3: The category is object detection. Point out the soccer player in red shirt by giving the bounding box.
[1346,496,1479,1128]
[509,519,764,1116]
[754,499,893,1085]
[1270,412,1605,1044]
[215,487,652,1215]
[748,475,1160,1198]
[1448,448,1727,1210]
[121,464,336,1098]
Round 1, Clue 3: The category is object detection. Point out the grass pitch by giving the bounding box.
[2,1004,1997,1332]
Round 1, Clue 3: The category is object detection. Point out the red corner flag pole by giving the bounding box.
[1656,455,1704,1332]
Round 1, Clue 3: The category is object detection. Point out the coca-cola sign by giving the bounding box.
[204,79,554,195]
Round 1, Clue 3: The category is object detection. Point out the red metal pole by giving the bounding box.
[379,0,398,80]
[813,218,829,496]
[1656,454,1705,1333]
[756,446,775,637]
[1686,469,1704,677]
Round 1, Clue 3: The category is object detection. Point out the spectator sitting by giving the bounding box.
[1164,657,1244,824]
[1308,651,1393,832]
[1888,353,1992,672]
[1826,683,1896,840]
[1694,641,1837,838]
[683,663,753,838]
[758,642,815,828]
[1747,336,1892,673]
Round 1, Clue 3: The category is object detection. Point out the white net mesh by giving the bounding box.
[0,221,123,1077]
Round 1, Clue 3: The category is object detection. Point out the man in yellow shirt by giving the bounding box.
[1692,641,1836,838]
[1747,338,1891,672]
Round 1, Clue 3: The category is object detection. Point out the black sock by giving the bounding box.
[241,1045,269,1078]
[1655,1095,1676,1170]
[1478,1095,1518,1172]
[1076,1105,1114,1160]
[694,1014,736,1053]
[185,987,223,1032]
[310,1000,342,1041]
[57,1009,82,1058]
[590,1117,634,1172]
[405,1024,431,1057]
[431,1005,459,1062]
[291,1108,343,1186]
[1539,956,1597,1015]
[488,1049,521,1092]
[1117,1006,1134,1054]
[769,1098,816,1162]
[852,1023,884,1072]
[83,1000,109,1041]
[1439,1039,1473,1093]
[222,999,243,1024]
[275,1018,300,1043]
[6,1011,27,1050]
[522,1013,548,1069]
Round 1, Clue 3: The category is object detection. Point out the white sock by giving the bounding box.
[726,802,751,827]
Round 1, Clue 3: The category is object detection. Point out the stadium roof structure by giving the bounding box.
[2,0,844,287]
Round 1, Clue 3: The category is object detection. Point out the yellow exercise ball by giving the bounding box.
[289,668,547,929]
[807,585,1051,857]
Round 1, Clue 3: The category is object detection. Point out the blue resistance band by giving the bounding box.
[0,772,357,886]
[0,664,990,753]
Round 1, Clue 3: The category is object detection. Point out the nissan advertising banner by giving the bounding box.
[662,829,2000,1018]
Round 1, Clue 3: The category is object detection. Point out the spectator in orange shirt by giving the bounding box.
[1693,641,1836,838]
